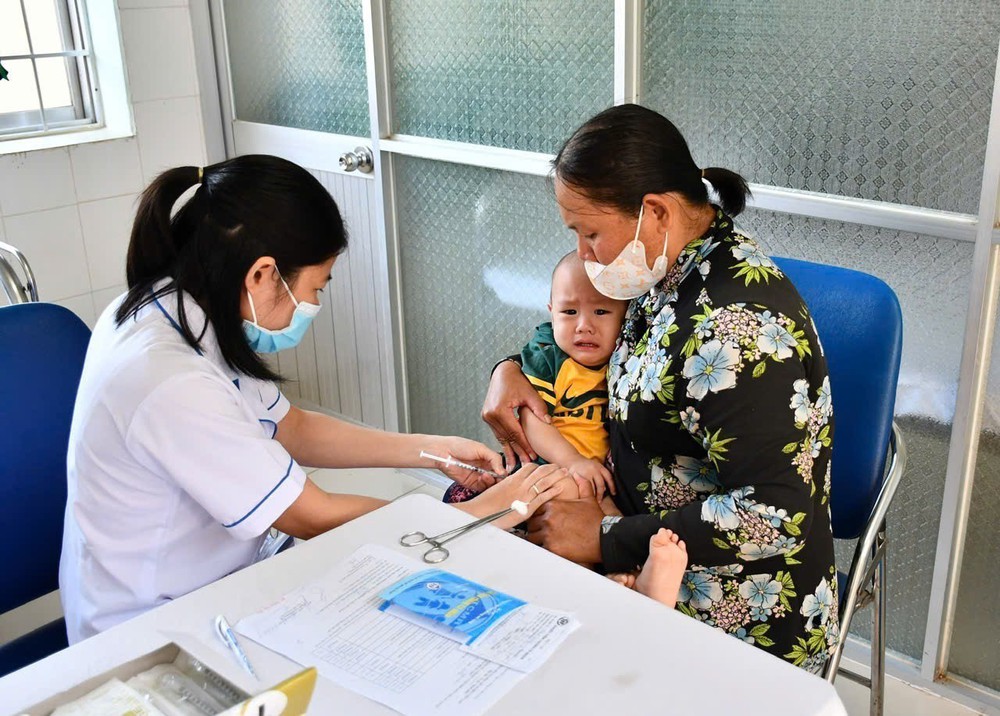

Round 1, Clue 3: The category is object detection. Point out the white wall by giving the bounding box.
[0,0,209,643]
[0,0,209,328]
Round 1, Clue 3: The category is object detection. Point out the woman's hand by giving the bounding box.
[422,436,505,490]
[525,479,605,565]
[458,464,574,530]
[482,360,550,467]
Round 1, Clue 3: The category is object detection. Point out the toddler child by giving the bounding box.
[448,253,688,605]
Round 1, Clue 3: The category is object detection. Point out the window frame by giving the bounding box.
[0,0,132,155]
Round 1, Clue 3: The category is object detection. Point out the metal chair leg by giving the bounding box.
[870,533,886,716]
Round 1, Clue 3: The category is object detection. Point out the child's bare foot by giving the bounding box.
[634,529,688,607]
[607,572,637,589]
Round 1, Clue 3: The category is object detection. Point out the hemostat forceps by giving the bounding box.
[399,502,526,564]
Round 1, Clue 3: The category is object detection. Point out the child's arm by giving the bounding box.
[520,410,615,498]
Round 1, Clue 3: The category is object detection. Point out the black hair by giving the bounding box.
[553,104,750,217]
[115,154,347,382]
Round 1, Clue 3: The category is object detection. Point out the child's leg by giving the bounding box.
[633,529,688,608]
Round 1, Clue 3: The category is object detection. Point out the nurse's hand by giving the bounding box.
[456,464,572,530]
[482,360,550,467]
[422,436,506,490]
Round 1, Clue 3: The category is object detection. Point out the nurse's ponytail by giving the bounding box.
[553,104,751,218]
[115,155,347,382]
[124,166,202,289]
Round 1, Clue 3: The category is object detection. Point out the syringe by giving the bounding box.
[419,450,503,479]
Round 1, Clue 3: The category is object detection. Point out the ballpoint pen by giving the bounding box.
[214,614,259,680]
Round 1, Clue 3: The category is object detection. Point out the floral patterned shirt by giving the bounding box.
[600,209,839,672]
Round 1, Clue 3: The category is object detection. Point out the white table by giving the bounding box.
[0,494,847,715]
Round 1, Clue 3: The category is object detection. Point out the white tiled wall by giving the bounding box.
[0,0,208,328]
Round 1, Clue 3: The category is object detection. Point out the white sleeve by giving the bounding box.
[126,373,306,540]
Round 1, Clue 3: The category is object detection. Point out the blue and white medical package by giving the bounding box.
[378,569,526,644]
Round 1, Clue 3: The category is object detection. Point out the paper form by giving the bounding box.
[235,545,526,716]
[463,603,579,673]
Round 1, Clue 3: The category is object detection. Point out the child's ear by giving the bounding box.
[547,303,552,312]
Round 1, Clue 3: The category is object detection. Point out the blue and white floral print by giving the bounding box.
[680,571,724,610]
[758,321,798,360]
[638,363,664,402]
[601,209,837,672]
[801,577,834,630]
[790,379,811,424]
[679,407,700,433]
[702,489,745,530]
[649,306,677,348]
[732,242,770,266]
[673,455,720,492]
[740,574,784,620]
[682,339,740,399]
[786,573,839,671]
[816,376,833,417]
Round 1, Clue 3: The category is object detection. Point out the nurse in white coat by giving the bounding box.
[59,155,569,643]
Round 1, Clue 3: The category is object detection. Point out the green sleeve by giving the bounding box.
[519,322,562,412]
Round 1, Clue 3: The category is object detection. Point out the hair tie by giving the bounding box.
[197,166,204,183]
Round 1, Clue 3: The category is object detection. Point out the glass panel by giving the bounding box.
[223,0,369,137]
[23,0,73,54]
[36,57,74,114]
[396,156,567,442]
[642,1,1000,214]
[949,270,1000,689]
[0,0,31,56]
[387,0,614,153]
[735,208,974,658]
[0,59,41,116]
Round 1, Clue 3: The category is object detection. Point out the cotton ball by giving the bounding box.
[511,500,529,516]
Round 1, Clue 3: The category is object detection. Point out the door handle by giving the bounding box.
[339,146,374,174]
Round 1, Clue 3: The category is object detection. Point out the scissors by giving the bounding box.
[399,501,528,563]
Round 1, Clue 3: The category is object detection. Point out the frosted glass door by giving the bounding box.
[219,0,392,429]
[223,0,369,136]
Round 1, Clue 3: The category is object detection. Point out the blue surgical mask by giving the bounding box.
[243,272,321,353]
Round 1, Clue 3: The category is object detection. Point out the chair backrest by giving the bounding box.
[774,258,903,540]
[0,303,90,613]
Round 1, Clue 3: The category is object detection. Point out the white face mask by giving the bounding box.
[584,204,669,300]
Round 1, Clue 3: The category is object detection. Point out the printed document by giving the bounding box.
[236,544,576,716]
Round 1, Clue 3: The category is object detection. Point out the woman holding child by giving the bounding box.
[484,104,840,674]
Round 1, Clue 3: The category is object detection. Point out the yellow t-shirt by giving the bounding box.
[520,323,609,461]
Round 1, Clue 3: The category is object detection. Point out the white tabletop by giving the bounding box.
[1,494,847,715]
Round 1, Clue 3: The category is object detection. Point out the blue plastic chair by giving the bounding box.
[0,303,91,677]
[775,257,905,716]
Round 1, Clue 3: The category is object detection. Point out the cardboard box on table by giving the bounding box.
[14,643,316,716]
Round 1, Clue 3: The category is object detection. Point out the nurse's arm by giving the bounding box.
[275,405,503,480]
[272,478,388,539]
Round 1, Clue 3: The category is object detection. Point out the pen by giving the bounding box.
[419,450,502,479]
[214,614,259,680]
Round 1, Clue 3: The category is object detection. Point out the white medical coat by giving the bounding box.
[59,286,307,643]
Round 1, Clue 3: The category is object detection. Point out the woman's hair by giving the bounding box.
[115,154,347,381]
[553,104,750,217]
